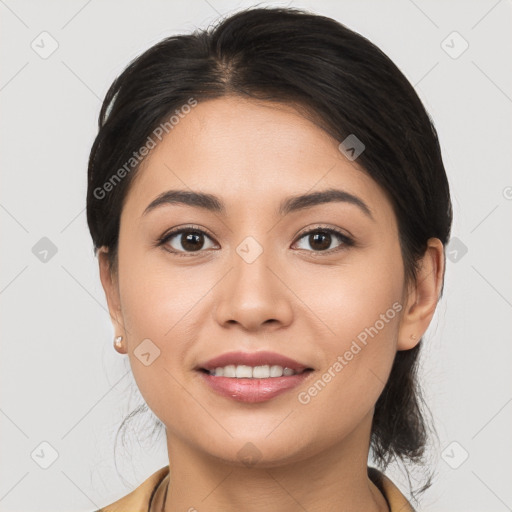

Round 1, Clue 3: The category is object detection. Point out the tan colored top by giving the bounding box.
[95,465,415,512]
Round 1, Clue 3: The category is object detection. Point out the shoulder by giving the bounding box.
[94,465,170,512]
[368,466,416,512]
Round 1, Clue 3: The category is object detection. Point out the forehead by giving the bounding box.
[122,96,393,223]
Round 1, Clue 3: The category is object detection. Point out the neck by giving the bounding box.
[160,411,389,512]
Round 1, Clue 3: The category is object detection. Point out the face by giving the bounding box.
[102,95,416,467]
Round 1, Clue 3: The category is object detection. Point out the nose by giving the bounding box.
[212,240,294,333]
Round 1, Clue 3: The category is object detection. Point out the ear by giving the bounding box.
[397,237,445,351]
[98,247,126,351]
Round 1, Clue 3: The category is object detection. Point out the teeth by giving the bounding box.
[209,364,300,378]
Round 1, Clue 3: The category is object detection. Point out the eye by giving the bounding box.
[158,226,218,255]
[157,225,354,256]
[293,227,354,253]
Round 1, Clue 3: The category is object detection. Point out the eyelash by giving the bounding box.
[156,224,355,258]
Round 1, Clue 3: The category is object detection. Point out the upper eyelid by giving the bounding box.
[160,225,216,243]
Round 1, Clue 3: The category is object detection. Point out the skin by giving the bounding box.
[98,96,444,512]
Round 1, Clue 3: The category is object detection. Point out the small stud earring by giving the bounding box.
[114,335,124,350]
[410,334,417,340]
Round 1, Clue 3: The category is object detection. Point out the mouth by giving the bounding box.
[197,365,314,378]
[194,351,315,403]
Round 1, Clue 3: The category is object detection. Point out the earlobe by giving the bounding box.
[397,238,445,351]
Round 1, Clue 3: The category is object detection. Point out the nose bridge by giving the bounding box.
[231,232,278,302]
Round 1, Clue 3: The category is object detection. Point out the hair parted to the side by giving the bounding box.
[87,6,452,499]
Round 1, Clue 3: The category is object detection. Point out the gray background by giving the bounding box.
[1,0,511,510]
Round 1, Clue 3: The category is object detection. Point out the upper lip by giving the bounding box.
[196,351,313,372]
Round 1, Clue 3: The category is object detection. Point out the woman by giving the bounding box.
[87,6,452,511]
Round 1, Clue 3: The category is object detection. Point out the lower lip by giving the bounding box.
[198,370,313,403]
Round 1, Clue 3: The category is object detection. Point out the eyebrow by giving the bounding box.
[142,188,374,220]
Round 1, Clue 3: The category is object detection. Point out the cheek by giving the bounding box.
[118,238,210,339]
[116,245,216,408]
[293,249,403,349]
[292,249,403,417]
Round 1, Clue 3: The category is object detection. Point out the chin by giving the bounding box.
[199,434,311,469]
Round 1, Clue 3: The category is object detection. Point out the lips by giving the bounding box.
[196,350,314,373]
[199,371,313,403]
